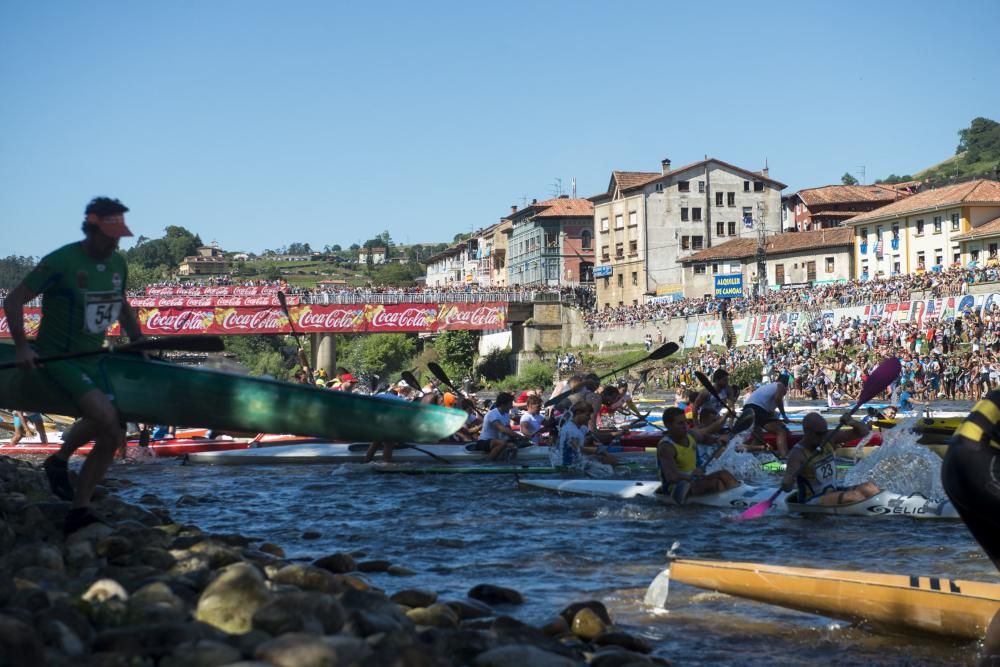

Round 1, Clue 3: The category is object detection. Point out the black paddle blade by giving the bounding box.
[427,362,456,391]
[401,371,421,390]
[133,336,226,353]
[648,342,680,360]
[276,291,289,309]
[731,410,755,435]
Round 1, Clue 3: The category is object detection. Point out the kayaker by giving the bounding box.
[9,411,47,446]
[550,401,612,476]
[943,389,1000,659]
[365,382,413,462]
[737,375,791,457]
[656,407,738,504]
[779,413,879,506]
[693,369,734,419]
[477,392,520,461]
[519,395,547,445]
[4,197,143,534]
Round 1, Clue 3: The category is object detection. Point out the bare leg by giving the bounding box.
[55,419,99,462]
[364,442,382,463]
[71,390,124,510]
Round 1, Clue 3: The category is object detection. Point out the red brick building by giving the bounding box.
[782,183,915,231]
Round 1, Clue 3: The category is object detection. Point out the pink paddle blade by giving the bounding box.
[733,490,781,522]
[855,357,902,407]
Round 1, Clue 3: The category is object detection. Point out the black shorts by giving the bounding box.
[942,439,1000,568]
[744,404,783,428]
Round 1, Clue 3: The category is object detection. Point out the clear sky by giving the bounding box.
[2,1,998,258]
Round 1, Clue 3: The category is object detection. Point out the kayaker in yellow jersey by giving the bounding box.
[943,389,1000,659]
[4,197,144,534]
[656,407,738,504]
[780,413,879,505]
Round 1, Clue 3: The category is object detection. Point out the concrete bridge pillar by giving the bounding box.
[312,333,337,377]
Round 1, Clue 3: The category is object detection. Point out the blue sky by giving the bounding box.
[2,1,998,258]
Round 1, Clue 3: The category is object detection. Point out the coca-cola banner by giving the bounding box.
[128,296,299,308]
[145,285,282,296]
[0,303,507,337]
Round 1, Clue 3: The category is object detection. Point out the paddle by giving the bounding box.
[427,362,461,395]
[277,291,312,377]
[733,356,901,522]
[400,371,425,396]
[0,335,225,370]
[348,442,452,464]
[544,342,679,408]
[694,371,734,419]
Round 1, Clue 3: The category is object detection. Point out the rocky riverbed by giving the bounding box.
[0,456,669,666]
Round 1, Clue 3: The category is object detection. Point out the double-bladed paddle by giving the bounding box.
[0,335,226,370]
[544,342,679,408]
[733,356,902,522]
[277,291,312,377]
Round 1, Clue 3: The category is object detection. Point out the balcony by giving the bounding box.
[860,243,868,254]
[891,238,899,250]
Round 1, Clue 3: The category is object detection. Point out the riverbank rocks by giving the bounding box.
[469,583,525,605]
[0,457,673,665]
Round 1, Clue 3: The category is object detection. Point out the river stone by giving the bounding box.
[301,530,322,540]
[270,563,344,594]
[82,578,129,603]
[195,562,271,634]
[260,542,286,558]
[177,494,200,506]
[322,635,372,664]
[590,649,656,667]
[444,598,494,620]
[132,546,177,571]
[561,600,612,625]
[138,493,163,505]
[338,574,372,592]
[356,559,391,573]
[469,583,524,605]
[188,539,244,569]
[255,632,339,667]
[541,615,570,636]
[65,539,97,570]
[387,564,416,576]
[0,614,45,667]
[252,590,346,635]
[160,639,242,667]
[129,582,188,623]
[4,544,65,573]
[313,552,355,573]
[391,588,438,608]
[491,616,579,658]
[96,534,133,561]
[405,603,459,629]
[475,645,579,667]
[93,620,226,657]
[571,607,607,640]
[65,522,115,545]
[35,601,94,645]
[37,618,85,657]
[593,631,654,654]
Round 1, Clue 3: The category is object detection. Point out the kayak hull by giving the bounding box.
[0,347,465,443]
[0,437,255,458]
[659,558,1000,641]
[186,442,553,465]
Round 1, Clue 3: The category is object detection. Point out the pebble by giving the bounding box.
[301,530,322,539]
[391,588,438,608]
[475,644,580,667]
[313,551,355,572]
[259,542,286,558]
[469,583,525,605]
[571,607,608,640]
[195,562,272,634]
[357,559,392,572]
[255,632,339,667]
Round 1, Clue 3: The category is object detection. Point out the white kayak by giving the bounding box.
[517,479,960,519]
[186,442,552,465]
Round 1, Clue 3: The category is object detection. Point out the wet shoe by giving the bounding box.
[43,456,74,501]
[63,507,112,535]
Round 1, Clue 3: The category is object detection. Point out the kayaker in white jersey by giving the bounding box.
[738,375,791,457]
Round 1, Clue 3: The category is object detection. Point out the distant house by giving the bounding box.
[782,184,914,231]
[316,279,348,289]
[178,244,228,276]
[358,246,387,265]
[231,252,251,261]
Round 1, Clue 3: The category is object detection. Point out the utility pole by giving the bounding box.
[856,165,866,185]
[755,201,767,298]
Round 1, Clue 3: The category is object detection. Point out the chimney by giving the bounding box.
[661,158,672,174]
[761,167,770,178]
[510,205,517,215]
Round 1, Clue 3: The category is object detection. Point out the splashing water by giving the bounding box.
[703,430,775,484]
[843,416,946,497]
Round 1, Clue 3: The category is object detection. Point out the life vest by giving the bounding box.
[656,433,698,487]
[794,442,838,502]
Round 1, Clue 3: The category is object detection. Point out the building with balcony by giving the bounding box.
[591,157,785,309]
[177,244,228,276]
[781,183,914,231]
[358,246,387,265]
[844,179,1000,278]
[424,244,471,287]
[679,227,854,298]
[506,197,594,286]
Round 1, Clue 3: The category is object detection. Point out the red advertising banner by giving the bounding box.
[127,296,299,308]
[0,303,507,338]
[145,285,283,296]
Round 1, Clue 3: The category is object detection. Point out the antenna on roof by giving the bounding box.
[550,178,563,198]
[572,177,577,198]
[856,165,866,185]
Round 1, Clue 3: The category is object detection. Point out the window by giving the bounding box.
[629,240,638,255]
[681,236,689,250]
[715,192,724,206]
[712,263,719,274]
[692,207,702,221]
[991,243,999,258]
[631,271,638,286]
[952,213,961,231]
[933,216,942,234]
[917,251,926,269]
[615,214,623,229]
[694,264,706,275]
[581,230,592,249]
[860,227,868,242]
[603,277,610,289]
[617,274,623,288]
[600,217,609,232]
[743,181,750,192]
[742,207,753,227]
[972,249,981,261]
[628,211,637,226]
[935,249,943,266]
[632,299,638,306]
[915,219,925,235]
[692,235,704,250]
[754,181,765,192]
[655,183,663,192]
[775,263,785,284]
[698,181,705,193]
[861,262,869,276]
[893,258,901,274]
[892,224,899,240]
[615,242,624,258]
[727,192,736,207]
[681,207,689,222]
[825,257,835,273]
[716,221,725,237]
[953,249,961,264]
[806,261,816,281]
[728,221,736,236]
[679,181,690,192]
[601,245,609,260]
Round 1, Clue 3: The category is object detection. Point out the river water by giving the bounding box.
[107,400,989,666]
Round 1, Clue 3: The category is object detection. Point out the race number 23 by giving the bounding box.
[84,293,122,334]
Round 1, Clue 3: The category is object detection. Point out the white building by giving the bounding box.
[357,246,387,265]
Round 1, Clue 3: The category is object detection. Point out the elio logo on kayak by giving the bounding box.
[866,495,944,516]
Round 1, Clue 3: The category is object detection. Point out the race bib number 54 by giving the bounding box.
[84,292,122,334]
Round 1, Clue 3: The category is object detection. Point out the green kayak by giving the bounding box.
[761,460,852,473]
[0,345,465,443]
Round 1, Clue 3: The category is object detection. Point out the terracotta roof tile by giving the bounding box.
[953,215,1000,241]
[681,227,854,263]
[797,184,907,206]
[613,171,660,191]
[623,158,788,192]
[532,198,594,217]
[810,210,869,218]
[845,180,1000,225]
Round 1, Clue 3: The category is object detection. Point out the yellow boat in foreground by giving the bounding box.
[647,558,1000,641]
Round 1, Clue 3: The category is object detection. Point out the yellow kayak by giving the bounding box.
[834,443,949,459]
[874,417,960,433]
[650,558,1000,641]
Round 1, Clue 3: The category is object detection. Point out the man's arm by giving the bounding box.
[656,441,685,483]
[780,448,806,492]
[118,300,144,342]
[831,415,870,444]
[5,284,39,368]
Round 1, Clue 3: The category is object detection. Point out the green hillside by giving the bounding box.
[877,117,1000,185]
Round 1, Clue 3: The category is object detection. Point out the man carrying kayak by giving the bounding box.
[780,413,879,506]
[4,197,143,534]
[943,389,1000,659]
[656,406,738,504]
[737,375,791,456]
